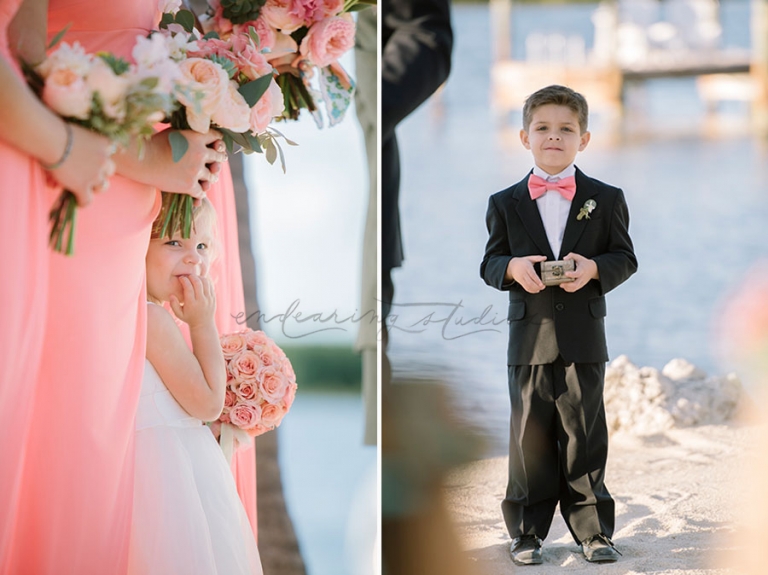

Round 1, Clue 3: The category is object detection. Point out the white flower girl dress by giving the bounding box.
[128,359,263,575]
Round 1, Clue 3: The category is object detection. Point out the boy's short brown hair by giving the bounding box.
[522,85,589,133]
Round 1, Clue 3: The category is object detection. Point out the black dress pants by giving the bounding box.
[503,356,614,543]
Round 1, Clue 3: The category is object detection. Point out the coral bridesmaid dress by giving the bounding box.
[6,2,161,574]
[206,165,259,536]
[0,0,51,569]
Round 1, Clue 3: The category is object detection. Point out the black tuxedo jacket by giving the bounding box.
[382,0,453,272]
[480,168,638,365]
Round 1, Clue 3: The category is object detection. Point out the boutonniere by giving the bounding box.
[576,199,597,221]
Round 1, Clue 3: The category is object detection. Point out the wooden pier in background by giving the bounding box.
[490,0,768,129]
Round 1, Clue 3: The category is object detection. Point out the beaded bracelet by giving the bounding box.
[42,122,74,171]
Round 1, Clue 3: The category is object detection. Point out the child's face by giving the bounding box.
[146,223,214,304]
[520,104,590,175]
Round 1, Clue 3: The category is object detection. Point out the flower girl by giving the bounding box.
[128,199,262,575]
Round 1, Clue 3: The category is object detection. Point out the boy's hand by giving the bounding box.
[170,275,217,329]
[506,255,547,293]
[560,253,599,292]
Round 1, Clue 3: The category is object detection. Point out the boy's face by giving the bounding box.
[520,104,590,175]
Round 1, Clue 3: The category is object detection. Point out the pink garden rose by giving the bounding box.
[211,80,252,132]
[245,330,272,349]
[258,367,289,405]
[86,58,130,120]
[187,37,235,61]
[299,15,355,68]
[249,79,285,133]
[261,403,286,428]
[224,389,237,409]
[216,328,296,439]
[221,333,248,359]
[229,402,262,429]
[281,360,297,384]
[236,380,258,401]
[43,67,93,120]
[228,349,263,382]
[261,0,306,33]
[176,57,229,133]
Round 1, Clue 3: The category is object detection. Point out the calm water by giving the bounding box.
[388,3,768,453]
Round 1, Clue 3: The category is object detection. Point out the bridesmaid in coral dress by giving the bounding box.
[5,1,228,573]
[205,165,260,536]
[0,0,115,570]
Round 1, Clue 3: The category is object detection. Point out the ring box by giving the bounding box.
[540,260,575,286]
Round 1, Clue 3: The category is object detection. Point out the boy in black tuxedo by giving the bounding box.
[480,85,637,565]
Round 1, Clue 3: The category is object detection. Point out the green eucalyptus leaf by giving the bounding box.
[168,131,189,163]
[175,10,196,34]
[238,74,272,107]
[47,25,71,50]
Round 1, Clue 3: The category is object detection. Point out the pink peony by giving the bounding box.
[228,349,263,382]
[221,332,248,359]
[176,58,229,133]
[258,367,289,405]
[299,15,355,68]
[261,0,306,33]
[229,402,262,429]
[305,0,344,23]
[249,79,285,133]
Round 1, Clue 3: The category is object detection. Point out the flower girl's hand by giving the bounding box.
[170,275,217,329]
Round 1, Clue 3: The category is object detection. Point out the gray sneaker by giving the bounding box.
[510,535,543,565]
[580,534,621,563]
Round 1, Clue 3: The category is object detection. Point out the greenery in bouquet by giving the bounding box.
[199,0,376,127]
[29,30,179,255]
[154,5,296,241]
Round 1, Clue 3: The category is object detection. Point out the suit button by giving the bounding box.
[555,303,564,311]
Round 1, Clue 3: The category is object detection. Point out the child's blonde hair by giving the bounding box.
[151,197,220,265]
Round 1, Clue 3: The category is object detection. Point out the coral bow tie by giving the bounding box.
[528,174,576,201]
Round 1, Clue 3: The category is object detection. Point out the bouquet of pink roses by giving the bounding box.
[199,0,373,127]
[153,5,295,240]
[212,328,298,462]
[30,34,183,255]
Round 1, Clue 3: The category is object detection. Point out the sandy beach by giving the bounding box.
[443,356,759,575]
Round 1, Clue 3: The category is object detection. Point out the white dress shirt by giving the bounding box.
[532,163,575,259]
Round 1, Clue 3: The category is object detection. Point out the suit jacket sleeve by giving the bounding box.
[480,194,515,291]
[592,188,638,295]
[382,0,453,140]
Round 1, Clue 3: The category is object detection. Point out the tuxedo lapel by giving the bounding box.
[558,168,598,258]
[514,175,555,260]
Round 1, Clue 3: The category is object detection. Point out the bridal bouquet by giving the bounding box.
[212,328,298,462]
[199,0,373,127]
[153,4,295,239]
[31,34,181,255]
